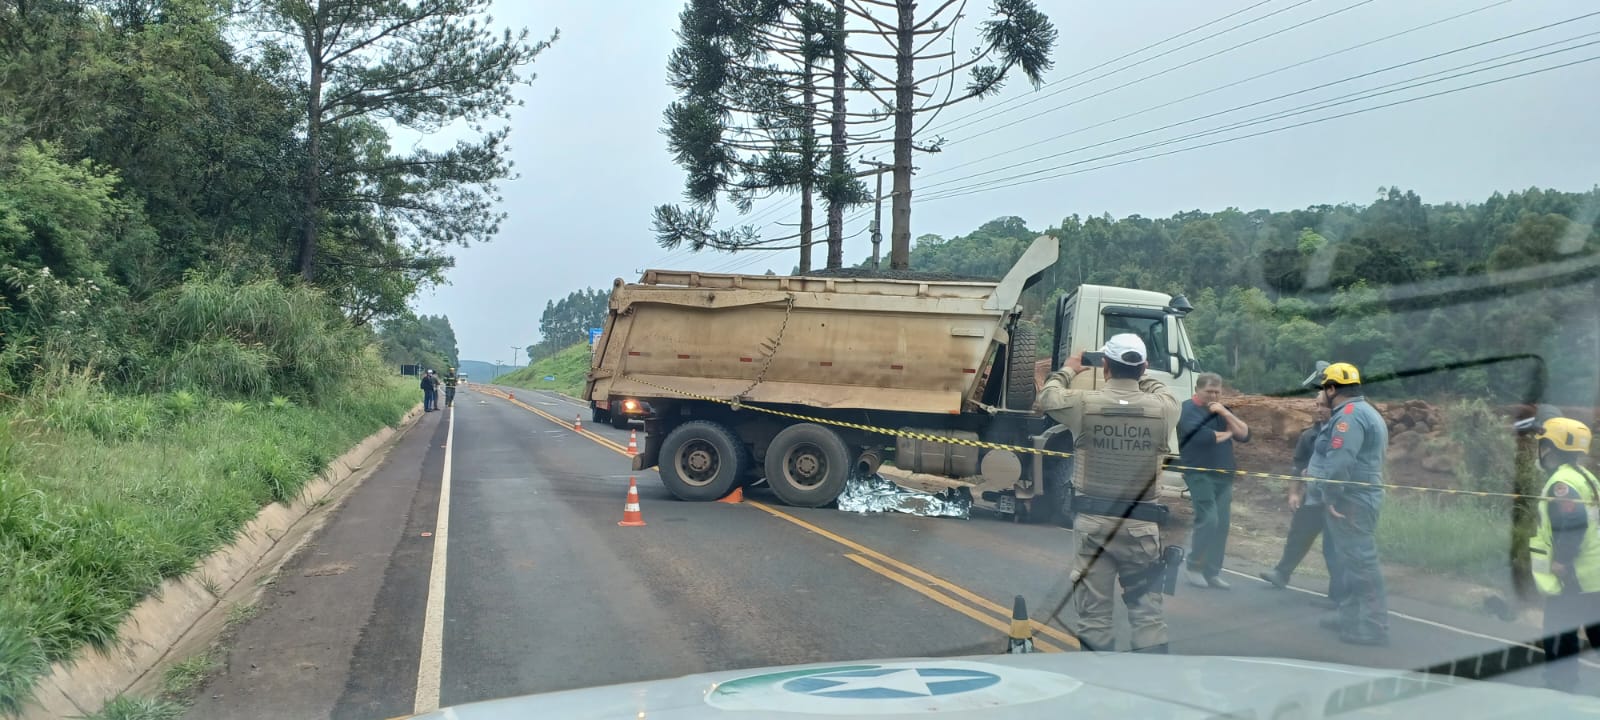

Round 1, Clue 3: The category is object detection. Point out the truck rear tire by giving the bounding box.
[611,413,631,430]
[659,421,748,502]
[592,405,611,424]
[764,423,851,508]
[1005,326,1038,410]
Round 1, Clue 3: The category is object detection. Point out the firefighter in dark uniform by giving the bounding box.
[1528,417,1600,693]
[1307,362,1390,646]
[1037,333,1181,653]
[443,367,459,408]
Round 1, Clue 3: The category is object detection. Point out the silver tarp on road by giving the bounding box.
[836,474,972,519]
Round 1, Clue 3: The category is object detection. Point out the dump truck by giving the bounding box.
[585,236,1200,522]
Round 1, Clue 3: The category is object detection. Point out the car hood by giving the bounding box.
[404,652,1597,719]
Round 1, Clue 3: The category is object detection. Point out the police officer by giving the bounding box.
[1260,363,1343,608]
[1307,362,1390,646]
[1037,333,1180,653]
[443,367,459,408]
[1528,417,1600,693]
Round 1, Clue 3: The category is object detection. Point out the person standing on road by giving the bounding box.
[1306,362,1390,646]
[1527,417,1600,693]
[421,370,439,412]
[1178,372,1250,589]
[1037,333,1180,653]
[443,367,459,408]
[1260,363,1344,608]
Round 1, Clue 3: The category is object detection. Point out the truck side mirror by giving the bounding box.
[1170,355,1184,378]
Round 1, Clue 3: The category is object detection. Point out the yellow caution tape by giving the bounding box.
[617,374,1578,506]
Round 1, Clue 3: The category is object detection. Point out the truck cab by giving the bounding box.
[1011,284,1197,523]
[1050,284,1198,409]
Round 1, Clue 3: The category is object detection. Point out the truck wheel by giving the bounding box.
[592,406,611,424]
[659,421,748,501]
[765,423,851,508]
[611,413,631,430]
[1005,325,1038,410]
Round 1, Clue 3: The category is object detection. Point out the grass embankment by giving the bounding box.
[0,375,416,715]
[497,342,590,398]
[1378,493,1514,585]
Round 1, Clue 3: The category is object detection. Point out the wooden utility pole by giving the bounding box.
[859,160,894,270]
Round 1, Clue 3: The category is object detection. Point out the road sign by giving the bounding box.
[588,327,604,350]
[544,375,556,382]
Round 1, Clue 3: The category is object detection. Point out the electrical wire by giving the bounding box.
[917,24,1600,196]
[931,0,1374,144]
[917,51,1600,203]
[919,0,1517,182]
[921,0,1291,137]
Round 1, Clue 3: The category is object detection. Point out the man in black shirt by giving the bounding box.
[1260,404,1343,606]
[1178,372,1250,589]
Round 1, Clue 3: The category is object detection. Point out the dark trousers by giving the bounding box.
[445,386,456,406]
[1185,472,1233,578]
[1272,502,1344,600]
[1325,501,1388,639]
[423,388,436,411]
[1542,591,1600,692]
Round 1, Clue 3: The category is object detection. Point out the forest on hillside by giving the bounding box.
[881,185,1598,402]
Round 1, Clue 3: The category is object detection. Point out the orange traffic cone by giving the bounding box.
[618,477,647,527]
[627,430,639,456]
[574,414,583,432]
[508,392,515,401]
[717,487,744,504]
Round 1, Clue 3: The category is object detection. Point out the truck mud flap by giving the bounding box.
[633,431,662,470]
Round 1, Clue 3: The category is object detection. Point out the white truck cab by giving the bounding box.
[1050,284,1199,408]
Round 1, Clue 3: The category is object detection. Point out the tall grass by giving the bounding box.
[498,342,590,397]
[144,278,378,402]
[0,374,415,714]
[1378,492,1516,586]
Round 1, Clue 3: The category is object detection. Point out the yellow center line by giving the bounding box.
[479,386,1078,650]
[843,553,1063,653]
[476,388,631,454]
[748,501,1080,649]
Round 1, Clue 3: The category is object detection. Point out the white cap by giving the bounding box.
[1101,333,1147,366]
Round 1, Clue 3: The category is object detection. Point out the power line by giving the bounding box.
[918,19,1600,196]
[937,0,1381,147]
[919,0,1516,182]
[918,52,1600,204]
[921,0,1290,137]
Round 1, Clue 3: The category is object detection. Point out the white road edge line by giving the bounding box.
[414,406,455,712]
[1219,565,1600,667]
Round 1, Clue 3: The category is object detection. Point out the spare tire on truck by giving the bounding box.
[659,421,749,501]
[1005,325,1037,410]
[764,423,851,508]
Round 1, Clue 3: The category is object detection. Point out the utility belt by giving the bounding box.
[1068,489,1171,525]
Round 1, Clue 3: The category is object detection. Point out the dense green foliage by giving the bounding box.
[378,314,461,376]
[883,186,1598,402]
[0,1,530,711]
[0,0,535,388]
[500,342,592,398]
[0,376,417,714]
[526,288,608,363]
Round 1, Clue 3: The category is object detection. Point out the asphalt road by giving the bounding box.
[186,385,1598,719]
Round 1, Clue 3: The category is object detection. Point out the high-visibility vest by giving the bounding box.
[1530,464,1600,595]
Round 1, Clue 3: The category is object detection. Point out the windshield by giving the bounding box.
[6,2,1600,720]
[1104,311,1173,372]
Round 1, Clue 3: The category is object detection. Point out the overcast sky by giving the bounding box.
[415,0,1600,364]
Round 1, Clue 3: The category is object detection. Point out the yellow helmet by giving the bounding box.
[1538,417,1592,454]
[1318,362,1362,387]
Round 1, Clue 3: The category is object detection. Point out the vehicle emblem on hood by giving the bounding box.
[706,660,1081,714]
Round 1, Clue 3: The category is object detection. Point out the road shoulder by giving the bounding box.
[183,411,448,720]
